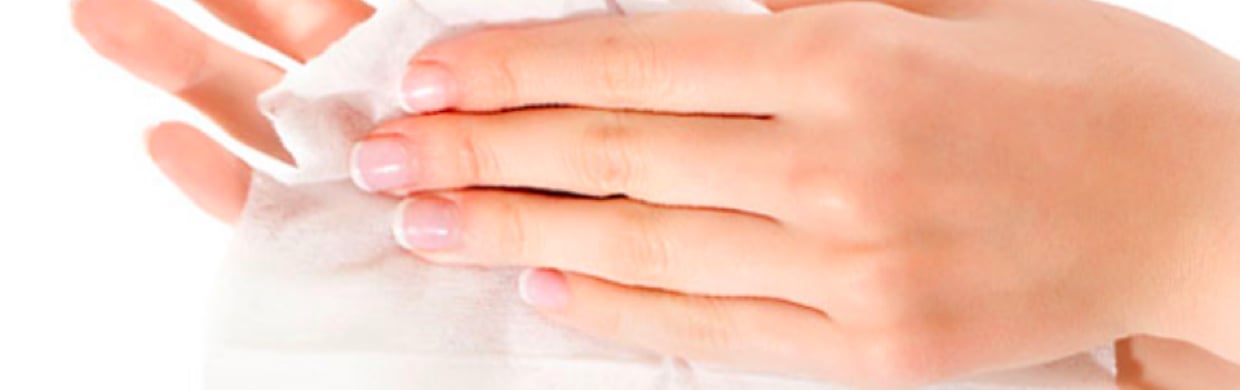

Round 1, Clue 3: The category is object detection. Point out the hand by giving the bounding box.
[349,0,1240,386]
[73,0,373,223]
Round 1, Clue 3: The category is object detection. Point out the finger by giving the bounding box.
[403,12,789,115]
[146,122,251,224]
[517,269,852,381]
[195,0,374,62]
[763,0,828,10]
[73,0,291,163]
[764,0,985,15]
[353,109,787,215]
[392,191,824,304]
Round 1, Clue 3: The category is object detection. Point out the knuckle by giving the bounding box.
[825,3,924,55]
[784,5,934,104]
[846,256,922,320]
[783,162,889,234]
[679,302,736,356]
[780,139,911,234]
[489,49,524,106]
[780,4,882,56]
[455,30,526,106]
[455,120,501,184]
[591,22,667,105]
[784,163,850,215]
[577,113,640,194]
[859,331,943,388]
[429,29,528,106]
[406,116,502,185]
[646,299,735,358]
[613,205,674,285]
[842,30,931,98]
[491,196,534,261]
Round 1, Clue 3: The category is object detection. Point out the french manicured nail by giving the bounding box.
[394,196,461,251]
[402,62,455,113]
[519,269,570,309]
[351,137,416,192]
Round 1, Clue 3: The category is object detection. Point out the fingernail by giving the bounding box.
[394,196,462,251]
[351,137,417,192]
[519,269,570,310]
[401,62,455,113]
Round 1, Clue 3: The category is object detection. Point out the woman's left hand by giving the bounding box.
[350,0,1240,387]
[73,0,374,223]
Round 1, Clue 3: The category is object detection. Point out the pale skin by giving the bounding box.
[74,0,1240,388]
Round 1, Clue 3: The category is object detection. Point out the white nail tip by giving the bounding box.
[349,142,376,193]
[392,199,414,251]
[517,269,538,305]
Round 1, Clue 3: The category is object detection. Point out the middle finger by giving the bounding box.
[196,0,374,62]
[352,109,791,216]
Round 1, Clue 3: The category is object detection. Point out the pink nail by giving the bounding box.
[394,196,461,251]
[401,62,455,113]
[519,269,570,309]
[351,137,417,192]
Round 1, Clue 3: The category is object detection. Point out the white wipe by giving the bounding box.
[206,0,1117,388]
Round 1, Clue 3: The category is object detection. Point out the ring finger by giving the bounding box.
[394,190,829,305]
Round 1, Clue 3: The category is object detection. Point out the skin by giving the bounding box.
[72,0,372,222]
[73,0,1240,388]
[1117,337,1240,389]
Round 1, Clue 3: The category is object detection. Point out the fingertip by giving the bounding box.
[519,268,571,310]
[392,195,463,252]
[69,0,89,30]
[142,122,250,224]
[72,0,209,92]
[71,0,120,50]
[145,121,195,164]
[392,198,414,250]
[349,140,377,193]
[400,61,456,114]
[70,0,106,31]
[351,135,419,193]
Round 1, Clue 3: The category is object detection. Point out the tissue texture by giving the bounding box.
[206,0,1117,388]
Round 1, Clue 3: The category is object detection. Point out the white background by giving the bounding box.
[0,1,1236,389]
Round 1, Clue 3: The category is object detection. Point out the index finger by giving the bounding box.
[403,12,786,115]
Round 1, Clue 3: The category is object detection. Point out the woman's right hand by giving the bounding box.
[72,0,1240,387]
[72,0,372,223]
